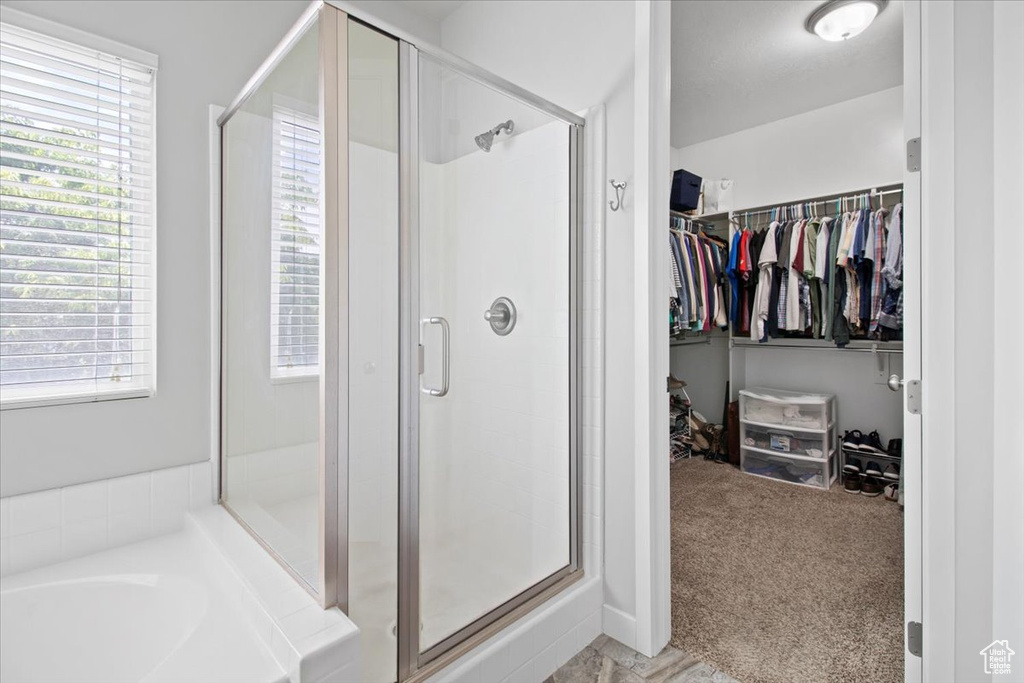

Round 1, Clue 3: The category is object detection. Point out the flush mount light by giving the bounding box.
[806,0,888,42]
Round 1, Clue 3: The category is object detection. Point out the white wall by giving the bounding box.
[0,0,310,497]
[671,85,906,442]
[439,0,640,646]
[672,86,904,210]
[343,0,441,45]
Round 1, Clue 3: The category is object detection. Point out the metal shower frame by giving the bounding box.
[218,2,586,681]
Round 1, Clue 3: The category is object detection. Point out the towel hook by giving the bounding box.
[609,179,626,211]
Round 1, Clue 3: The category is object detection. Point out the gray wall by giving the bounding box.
[741,347,903,442]
[0,0,309,496]
[669,338,729,423]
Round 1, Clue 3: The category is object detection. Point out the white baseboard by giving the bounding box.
[601,603,637,650]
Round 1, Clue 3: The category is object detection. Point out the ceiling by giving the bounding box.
[671,0,903,148]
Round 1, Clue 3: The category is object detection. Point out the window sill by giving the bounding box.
[269,372,318,386]
[0,386,154,411]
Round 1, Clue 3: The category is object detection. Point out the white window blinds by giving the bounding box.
[0,21,157,407]
[270,103,320,378]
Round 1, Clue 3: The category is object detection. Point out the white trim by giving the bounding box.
[920,1,957,677]
[901,3,924,682]
[602,604,638,650]
[269,371,318,385]
[632,0,672,659]
[991,0,1024,657]
[209,105,224,500]
[0,386,153,411]
[0,7,158,69]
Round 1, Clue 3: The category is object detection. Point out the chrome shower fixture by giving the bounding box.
[474,119,515,152]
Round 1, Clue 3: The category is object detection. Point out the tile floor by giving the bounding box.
[546,635,739,683]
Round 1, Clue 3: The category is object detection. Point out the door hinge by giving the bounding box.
[907,137,921,172]
[666,376,671,392]
[907,379,922,415]
[907,621,923,657]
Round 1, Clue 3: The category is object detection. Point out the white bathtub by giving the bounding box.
[0,508,358,683]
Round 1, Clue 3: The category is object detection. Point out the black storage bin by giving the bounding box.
[671,168,702,212]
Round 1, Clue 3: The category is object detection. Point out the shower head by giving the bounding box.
[474,131,494,153]
[474,119,514,152]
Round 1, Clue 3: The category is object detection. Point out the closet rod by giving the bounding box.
[730,339,903,354]
[671,337,714,347]
[734,183,904,218]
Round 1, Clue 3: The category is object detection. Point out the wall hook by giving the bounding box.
[609,179,626,211]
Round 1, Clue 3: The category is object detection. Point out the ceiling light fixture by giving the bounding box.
[805,0,888,42]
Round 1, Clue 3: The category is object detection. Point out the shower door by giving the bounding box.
[398,47,584,675]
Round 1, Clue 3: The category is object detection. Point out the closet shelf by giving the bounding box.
[840,446,902,463]
[740,417,834,434]
[741,444,836,462]
[730,338,903,353]
[669,209,729,221]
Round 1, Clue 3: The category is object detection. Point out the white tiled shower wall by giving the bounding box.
[419,117,572,591]
[0,460,214,577]
[424,105,605,683]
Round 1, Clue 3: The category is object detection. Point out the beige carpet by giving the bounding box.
[670,458,904,683]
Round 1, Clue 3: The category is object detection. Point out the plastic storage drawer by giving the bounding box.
[740,448,835,489]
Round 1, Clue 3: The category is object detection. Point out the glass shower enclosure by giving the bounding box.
[219,4,583,681]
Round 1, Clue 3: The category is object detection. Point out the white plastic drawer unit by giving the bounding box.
[739,387,837,490]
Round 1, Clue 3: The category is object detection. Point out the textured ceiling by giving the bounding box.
[671,0,903,148]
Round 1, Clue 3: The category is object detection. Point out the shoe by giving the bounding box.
[844,474,862,494]
[861,476,884,497]
[865,461,884,478]
[860,430,886,455]
[843,456,863,474]
[884,483,900,501]
[887,438,903,458]
[692,431,710,451]
[842,429,864,451]
[883,463,901,481]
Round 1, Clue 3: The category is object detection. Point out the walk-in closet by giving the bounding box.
[667,2,909,681]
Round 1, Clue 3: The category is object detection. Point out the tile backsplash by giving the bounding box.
[0,460,214,577]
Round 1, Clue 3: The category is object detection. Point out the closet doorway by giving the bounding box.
[664,2,921,681]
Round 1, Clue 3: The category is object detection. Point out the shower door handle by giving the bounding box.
[420,317,450,397]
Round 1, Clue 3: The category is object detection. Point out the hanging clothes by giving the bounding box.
[752,222,779,342]
[669,216,730,337]
[878,204,903,335]
[671,191,904,346]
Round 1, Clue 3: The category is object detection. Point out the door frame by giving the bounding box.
[901,2,923,680]
[395,40,588,683]
[637,0,928,676]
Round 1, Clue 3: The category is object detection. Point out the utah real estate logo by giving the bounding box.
[980,640,1015,676]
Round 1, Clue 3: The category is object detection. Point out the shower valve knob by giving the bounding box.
[484,297,516,336]
[484,308,508,323]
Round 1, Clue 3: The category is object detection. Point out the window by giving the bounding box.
[270,101,320,379]
[0,18,157,408]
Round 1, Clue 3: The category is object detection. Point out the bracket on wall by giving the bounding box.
[906,137,921,172]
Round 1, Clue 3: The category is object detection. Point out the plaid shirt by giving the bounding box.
[868,209,888,334]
